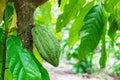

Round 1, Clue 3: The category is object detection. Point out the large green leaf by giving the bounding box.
[108,14,118,41]
[56,0,86,32]
[4,69,13,80]
[34,1,51,27]
[68,1,94,46]
[6,36,42,80]
[0,34,4,76]
[105,0,120,12]
[114,2,120,29]
[78,4,104,61]
[29,50,50,80]
[0,75,1,80]
[3,1,14,29]
[3,1,14,22]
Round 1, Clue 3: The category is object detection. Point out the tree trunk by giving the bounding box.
[12,0,48,50]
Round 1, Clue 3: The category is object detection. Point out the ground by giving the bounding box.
[43,58,118,80]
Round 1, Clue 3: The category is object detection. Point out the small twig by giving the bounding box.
[1,32,7,80]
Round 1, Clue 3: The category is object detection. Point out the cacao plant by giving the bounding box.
[1,0,120,79]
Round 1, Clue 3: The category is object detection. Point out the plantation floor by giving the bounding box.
[43,58,118,80]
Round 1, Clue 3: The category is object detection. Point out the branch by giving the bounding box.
[13,0,48,10]
[30,0,48,8]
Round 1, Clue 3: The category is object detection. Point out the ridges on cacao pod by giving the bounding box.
[31,25,61,67]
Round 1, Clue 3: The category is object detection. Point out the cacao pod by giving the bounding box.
[31,25,61,67]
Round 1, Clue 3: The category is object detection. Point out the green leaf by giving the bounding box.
[0,75,1,80]
[56,0,86,32]
[114,2,120,29]
[6,36,42,80]
[29,50,50,80]
[78,4,104,61]
[68,1,94,46]
[105,0,120,12]
[3,1,14,23]
[4,69,13,80]
[34,1,51,27]
[108,14,118,41]
[0,34,5,75]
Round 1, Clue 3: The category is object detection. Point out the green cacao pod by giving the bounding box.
[31,25,61,67]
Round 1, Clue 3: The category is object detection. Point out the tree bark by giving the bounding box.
[12,0,48,50]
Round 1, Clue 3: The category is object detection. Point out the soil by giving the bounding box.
[43,59,117,80]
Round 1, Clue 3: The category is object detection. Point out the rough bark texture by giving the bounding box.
[12,0,48,50]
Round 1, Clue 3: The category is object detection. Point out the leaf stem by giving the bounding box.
[1,32,7,80]
[2,16,8,79]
